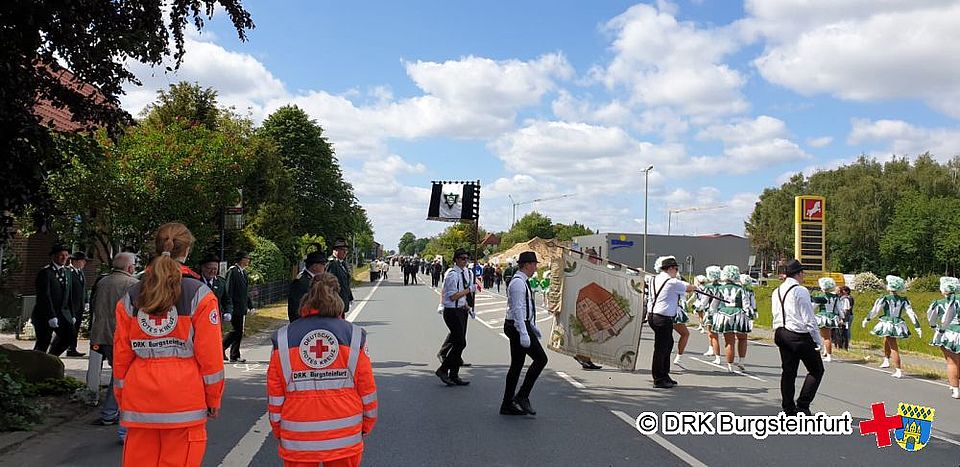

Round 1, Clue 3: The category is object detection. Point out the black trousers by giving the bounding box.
[432,274,441,288]
[774,328,825,412]
[438,307,468,377]
[33,315,54,352]
[222,313,245,359]
[503,320,548,404]
[69,308,84,352]
[403,272,409,286]
[649,313,675,383]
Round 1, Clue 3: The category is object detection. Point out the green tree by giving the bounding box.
[423,223,486,261]
[1,0,253,240]
[554,222,594,241]
[500,212,555,249]
[398,232,417,255]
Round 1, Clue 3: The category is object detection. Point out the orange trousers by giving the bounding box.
[122,425,207,467]
[284,453,363,467]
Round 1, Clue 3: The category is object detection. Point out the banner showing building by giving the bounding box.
[548,249,648,370]
[427,181,480,222]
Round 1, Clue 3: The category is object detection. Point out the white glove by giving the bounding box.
[861,319,868,329]
[248,308,257,316]
[520,333,531,348]
[468,308,476,320]
[70,317,76,324]
[915,328,922,339]
[223,313,232,322]
[436,303,443,314]
[48,318,59,328]
[532,324,542,339]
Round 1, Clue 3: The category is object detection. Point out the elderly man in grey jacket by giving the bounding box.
[85,252,138,426]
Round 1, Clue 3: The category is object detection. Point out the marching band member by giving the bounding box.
[672,271,691,366]
[772,259,824,416]
[703,266,723,364]
[692,275,708,334]
[814,277,841,362]
[646,256,696,388]
[739,273,758,366]
[929,277,959,398]
[863,275,922,379]
[711,265,751,372]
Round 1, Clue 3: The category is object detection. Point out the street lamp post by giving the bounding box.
[641,165,653,272]
[508,193,576,227]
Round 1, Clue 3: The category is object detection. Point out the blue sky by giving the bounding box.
[121,1,960,249]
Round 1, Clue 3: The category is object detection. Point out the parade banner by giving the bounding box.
[548,249,648,371]
[427,181,480,222]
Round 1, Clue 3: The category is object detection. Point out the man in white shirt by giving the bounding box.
[435,248,475,386]
[500,251,548,416]
[772,259,825,416]
[647,256,697,389]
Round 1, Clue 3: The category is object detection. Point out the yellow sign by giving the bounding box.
[795,196,826,282]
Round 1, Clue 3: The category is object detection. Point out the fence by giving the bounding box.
[251,280,289,308]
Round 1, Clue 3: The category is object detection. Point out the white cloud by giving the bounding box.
[748,1,960,118]
[692,115,811,174]
[807,136,833,148]
[848,118,960,160]
[596,2,748,118]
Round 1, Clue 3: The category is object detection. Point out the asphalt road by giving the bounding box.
[3,273,959,466]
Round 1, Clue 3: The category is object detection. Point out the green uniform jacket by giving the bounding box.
[326,259,354,315]
[32,263,73,323]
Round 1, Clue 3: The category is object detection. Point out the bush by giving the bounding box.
[23,376,85,397]
[0,355,45,431]
[851,272,885,291]
[248,235,286,284]
[907,275,941,293]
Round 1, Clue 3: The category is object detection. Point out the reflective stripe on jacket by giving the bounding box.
[267,315,377,463]
[113,264,225,429]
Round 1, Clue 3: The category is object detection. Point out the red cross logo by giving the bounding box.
[150,315,166,326]
[859,402,903,448]
[309,341,329,359]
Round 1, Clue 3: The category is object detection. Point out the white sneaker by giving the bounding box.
[704,348,715,356]
[891,369,902,379]
[673,355,681,364]
[879,358,890,368]
[712,356,722,365]
[951,387,959,399]
[727,363,735,373]
[824,354,832,362]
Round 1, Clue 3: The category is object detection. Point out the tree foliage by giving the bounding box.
[746,154,960,275]
[500,212,555,248]
[422,223,486,261]
[1,0,254,240]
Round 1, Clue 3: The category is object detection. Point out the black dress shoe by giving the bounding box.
[461,362,472,367]
[435,368,454,386]
[499,401,525,415]
[515,397,536,415]
[667,378,678,385]
[653,380,676,389]
[450,376,470,386]
[798,408,812,416]
[582,361,602,370]
[66,350,86,357]
[229,357,246,363]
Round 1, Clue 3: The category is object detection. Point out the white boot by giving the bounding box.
[879,358,890,368]
[727,363,735,373]
[712,355,722,365]
[951,387,959,399]
[824,354,832,363]
[891,368,902,379]
[673,354,682,364]
[704,347,715,356]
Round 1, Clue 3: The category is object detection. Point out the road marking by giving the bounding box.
[555,371,586,389]
[499,332,509,340]
[851,363,951,388]
[611,410,708,467]
[688,356,767,382]
[346,279,383,323]
[217,411,271,467]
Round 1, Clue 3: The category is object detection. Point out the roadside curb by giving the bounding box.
[0,399,96,455]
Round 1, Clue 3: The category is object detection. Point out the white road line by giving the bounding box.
[345,279,383,323]
[688,356,767,382]
[555,371,586,389]
[851,363,951,389]
[611,410,708,467]
[536,316,553,323]
[217,411,271,467]
[498,332,509,340]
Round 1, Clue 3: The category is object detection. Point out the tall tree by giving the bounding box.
[1,0,254,239]
[398,232,417,255]
[500,211,555,248]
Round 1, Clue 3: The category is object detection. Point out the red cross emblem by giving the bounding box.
[310,341,329,359]
[859,402,903,448]
[150,315,166,326]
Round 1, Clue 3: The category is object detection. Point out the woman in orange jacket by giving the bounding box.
[268,273,377,467]
[113,222,225,466]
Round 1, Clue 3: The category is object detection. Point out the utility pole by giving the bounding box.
[509,193,576,227]
[667,205,727,235]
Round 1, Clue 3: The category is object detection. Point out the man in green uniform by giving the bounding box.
[326,238,354,317]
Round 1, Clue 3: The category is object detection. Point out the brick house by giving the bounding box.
[575,282,630,342]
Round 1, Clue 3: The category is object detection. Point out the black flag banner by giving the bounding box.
[427,181,480,221]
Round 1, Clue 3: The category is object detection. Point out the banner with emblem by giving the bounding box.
[427,181,480,222]
[547,249,649,370]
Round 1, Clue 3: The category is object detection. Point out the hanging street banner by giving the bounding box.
[427,181,480,222]
[547,249,648,371]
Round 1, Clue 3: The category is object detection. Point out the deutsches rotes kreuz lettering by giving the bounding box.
[137,309,178,337]
[295,329,346,381]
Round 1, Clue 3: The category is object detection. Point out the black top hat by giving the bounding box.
[660,256,679,270]
[332,238,349,249]
[518,251,539,264]
[235,251,251,262]
[453,248,470,260]
[70,251,88,261]
[200,254,221,265]
[49,244,70,256]
[305,251,329,266]
[783,259,804,277]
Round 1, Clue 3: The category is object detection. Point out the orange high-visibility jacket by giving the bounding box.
[113,264,225,429]
[267,314,377,463]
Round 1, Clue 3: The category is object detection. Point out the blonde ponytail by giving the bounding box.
[137,222,195,316]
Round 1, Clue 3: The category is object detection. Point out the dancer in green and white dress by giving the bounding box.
[711,265,752,372]
[930,278,960,398]
[702,266,723,363]
[692,275,709,334]
[814,277,841,362]
[862,275,922,379]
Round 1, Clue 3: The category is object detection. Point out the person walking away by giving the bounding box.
[33,245,73,354]
[113,223,224,466]
[64,251,89,357]
[326,239,355,316]
[431,259,443,288]
[772,259,824,416]
[501,251,549,415]
[494,266,503,293]
[647,256,697,388]
[837,286,854,350]
[267,273,377,467]
[862,275,922,379]
[87,252,138,432]
[223,251,255,363]
[435,249,475,387]
[934,280,960,398]
[287,251,327,322]
[813,277,841,362]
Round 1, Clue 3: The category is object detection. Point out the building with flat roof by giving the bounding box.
[572,233,752,275]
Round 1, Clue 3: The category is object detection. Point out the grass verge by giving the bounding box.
[242,302,288,337]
